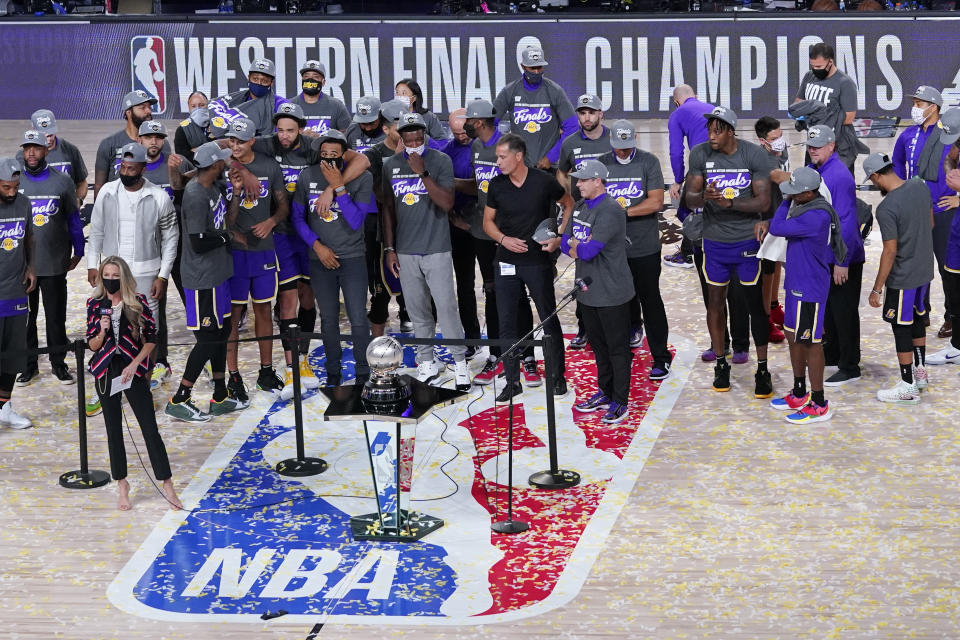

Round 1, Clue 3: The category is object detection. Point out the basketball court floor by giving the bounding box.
[2,119,959,638]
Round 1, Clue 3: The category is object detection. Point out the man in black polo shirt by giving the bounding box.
[483,133,573,402]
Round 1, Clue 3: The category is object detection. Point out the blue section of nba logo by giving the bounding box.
[131,36,166,115]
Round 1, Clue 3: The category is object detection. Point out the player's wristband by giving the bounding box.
[871,289,883,295]
[384,246,396,253]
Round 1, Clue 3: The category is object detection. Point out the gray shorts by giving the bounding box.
[0,313,28,376]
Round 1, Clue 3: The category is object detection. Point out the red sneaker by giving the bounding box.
[474,359,503,385]
[521,358,543,387]
[768,318,785,343]
[770,303,785,327]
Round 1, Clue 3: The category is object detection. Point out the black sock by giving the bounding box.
[900,363,913,384]
[172,384,191,403]
[793,377,806,397]
[212,377,227,402]
[913,345,925,366]
[260,364,273,373]
[770,301,778,309]
[229,369,240,378]
[0,398,7,409]
[298,307,316,334]
[811,389,825,406]
[757,359,769,374]
[716,356,728,367]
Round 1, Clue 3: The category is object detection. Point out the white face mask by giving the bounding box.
[614,152,633,165]
[769,136,787,152]
[407,143,426,157]
[395,95,412,107]
[912,105,931,126]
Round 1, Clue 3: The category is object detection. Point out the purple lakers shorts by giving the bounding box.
[783,291,825,344]
[883,284,929,325]
[229,249,279,305]
[184,281,232,331]
[946,212,960,272]
[274,231,311,286]
[702,238,761,286]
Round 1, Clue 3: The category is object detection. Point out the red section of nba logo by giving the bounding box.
[130,36,166,115]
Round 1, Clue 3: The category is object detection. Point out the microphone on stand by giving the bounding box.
[565,276,592,301]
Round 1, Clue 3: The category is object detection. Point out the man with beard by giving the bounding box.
[16,130,84,386]
[345,96,387,153]
[291,60,351,136]
[492,46,578,170]
[15,110,87,207]
[94,91,171,199]
[209,58,286,137]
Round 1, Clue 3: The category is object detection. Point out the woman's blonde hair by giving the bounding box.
[92,256,145,338]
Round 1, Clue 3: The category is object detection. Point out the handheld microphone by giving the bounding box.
[575,277,592,291]
[99,298,113,317]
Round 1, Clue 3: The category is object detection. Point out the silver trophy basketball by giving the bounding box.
[361,336,412,405]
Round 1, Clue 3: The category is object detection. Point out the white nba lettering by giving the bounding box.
[584,38,611,111]
[324,549,398,601]
[259,550,343,598]
[464,37,493,104]
[622,37,649,112]
[798,35,823,86]
[493,37,506,95]
[238,37,266,80]
[392,37,414,89]
[181,548,276,598]
[318,38,347,102]
[266,37,293,97]
[876,35,903,111]
[835,36,866,110]
[294,37,315,74]
[216,37,238,98]
[777,36,789,111]
[174,37,214,112]
[515,36,542,71]
[350,37,381,111]
[659,37,684,111]
[696,36,729,107]
[739,37,766,111]
[415,37,429,92]
[431,37,462,114]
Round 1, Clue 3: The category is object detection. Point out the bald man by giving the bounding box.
[440,107,482,357]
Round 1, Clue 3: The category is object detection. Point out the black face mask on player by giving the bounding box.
[301,79,323,97]
[119,172,143,188]
[811,63,831,81]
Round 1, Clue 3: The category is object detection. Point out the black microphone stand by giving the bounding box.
[489,281,583,535]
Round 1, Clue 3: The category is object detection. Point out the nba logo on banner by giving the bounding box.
[130,36,166,115]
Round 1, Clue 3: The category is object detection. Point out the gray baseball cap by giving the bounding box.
[805,124,836,148]
[225,117,256,141]
[193,141,233,168]
[520,46,548,67]
[0,157,21,181]
[464,99,496,119]
[273,102,307,126]
[704,105,737,129]
[138,120,168,137]
[610,119,636,149]
[317,129,349,149]
[299,60,326,76]
[380,99,408,123]
[353,96,382,124]
[122,90,157,113]
[939,108,960,145]
[576,94,603,112]
[248,57,276,78]
[20,130,45,148]
[862,152,893,179]
[569,158,609,180]
[119,142,148,164]
[912,85,943,107]
[31,109,58,135]
[779,166,822,195]
[397,111,427,133]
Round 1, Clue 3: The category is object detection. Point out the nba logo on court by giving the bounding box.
[130,36,166,114]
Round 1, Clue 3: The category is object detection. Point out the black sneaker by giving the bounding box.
[227,372,249,403]
[464,345,478,361]
[712,361,731,392]
[568,332,587,350]
[325,374,342,388]
[823,370,861,387]
[495,382,523,405]
[15,367,39,387]
[754,370,773,399]
[52,364,75,385]
[552,377,568,397]
[257,367,284,395]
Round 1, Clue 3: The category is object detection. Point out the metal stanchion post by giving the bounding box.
[276,323,328,477]
[528,333,580,490]
[60,339,110,489]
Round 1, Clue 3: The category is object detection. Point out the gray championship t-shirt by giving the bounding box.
[559,127,612,201]
[599,149,665,258]
[17,137,87,184]
[569,195,635,307]
[876,177,935,290]
[253,135,314,235]
[382,148,454,255]
[18,168,79,277]
[493,77,576,166]
[688,139,771,243]
[345,123,387,153]
[180,180,233,290]
[95,128,172,182]
[294,168,373,259]
[469,132,504,241]
[140,153,195,203]
[225,153,285,253]
[291,94,352,135]
[0,194,31,305]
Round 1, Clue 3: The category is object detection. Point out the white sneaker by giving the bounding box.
[279,367,308,401]
[298,360,320,390]
[454,360,471,391]
[416,360,441,383]
[876,379,921,405]
[926,346,960,365]
[0,402,32,429]
[913,365,929,390]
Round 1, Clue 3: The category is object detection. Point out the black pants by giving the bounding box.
[310,256,371,379]
[494,261,564,384]
[475,239,534,359]
[693,249,749,352]
[96,358,171,482]
[451,223,481,340]
[944,270,960,350]
[933,208,956,322]
[27,273,68,369]
[365,234,409,326]
[823,261,863,374]
[627,252,671,364]
[580,301,632,406]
